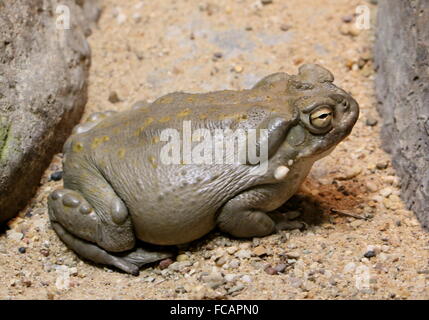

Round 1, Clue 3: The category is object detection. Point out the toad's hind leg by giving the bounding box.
[48,188,140,274]
[48,189,173,275]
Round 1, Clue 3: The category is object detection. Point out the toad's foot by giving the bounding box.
[267,211,304,231]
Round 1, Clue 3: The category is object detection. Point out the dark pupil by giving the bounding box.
[318,113,330,119]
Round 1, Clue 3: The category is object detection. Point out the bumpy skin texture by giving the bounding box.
[48,64,359,274]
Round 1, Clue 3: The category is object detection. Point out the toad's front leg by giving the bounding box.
[216,184,293,238]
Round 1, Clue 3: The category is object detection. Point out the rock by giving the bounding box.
[261,0,273,4]
[274,263,287,273]
[337,166,362,180]
[168,261,192,272]
[226,246,238,255]
[6,230,24,241]
[343,262,356,273]
[0,0,96,223]
[339,24,361,37]
[55,266,71,291]
[232,65,244,73]
[364,250,376,259]
[365,117,378,127]
[108,91,121,104]
[215,256,228,267]
[379,187,393,198]
[228,259,240,269]
[201,272,225,289]
[213,52,223,60]
[342,15,353,23]
[49,171,63,181]
[376,162,389,170]
[176,254,189,262]
[18,247,26,254]
[286,251,300,259]
[252,246,267,257]
[366,181,379,193]
[264,266,278,275]
[235,249,252,259]
[224,274,237,282]
[227,284,245,295]
[240,275,252,283]
[280,24,291,32]
[374,0,429,230]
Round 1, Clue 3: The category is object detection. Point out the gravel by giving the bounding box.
[0,0,427,301]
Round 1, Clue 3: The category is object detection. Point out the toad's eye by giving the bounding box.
[310,107,333,128]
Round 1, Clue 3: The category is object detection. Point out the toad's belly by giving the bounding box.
[128,200,221,245]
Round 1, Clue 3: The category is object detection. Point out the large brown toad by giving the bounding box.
[48,64,359,275]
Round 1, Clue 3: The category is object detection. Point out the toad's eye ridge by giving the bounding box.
[310,107,333,128]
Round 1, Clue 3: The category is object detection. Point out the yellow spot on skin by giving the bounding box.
[73,142,84,152]
[144,117,154,126]
[134,117,154,135]
[218,113,247,121]
[118,148,126,158]
[159,116,171,123]
[177,108,191,117]
[90,136,109,149]
[148,155,158,169]
[152,136,160,144]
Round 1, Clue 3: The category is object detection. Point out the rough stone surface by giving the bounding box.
[374,0,429,230]
[0,0,98,223]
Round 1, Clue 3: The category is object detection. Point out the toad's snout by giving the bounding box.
[333,94,359,137]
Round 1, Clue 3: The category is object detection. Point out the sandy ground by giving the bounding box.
[1,0,428,300]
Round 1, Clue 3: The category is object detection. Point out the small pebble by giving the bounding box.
[176,254,189,262]
[274,264,287,273]
[49,171,63,181]
[261,0,273,5]
[226,246,238,255]
[366,117,378,126]
[364,250,376,259]
[108,91,120,104]
[229,259,240,269]
[280,24,291,31]
[157,258,170,270]
[213,52,223,60]
[232,65,244,73]
[201,272,225,289]
[253,246,267,257]
[264,266,278,275]
[342,15,353,23]
[241,275,252,283]
[235,249,251,259]
[228,284,245,294]
[18,247,26,254]
[286,251,300,259]
[376,162,389,170]
[224,274,236,282]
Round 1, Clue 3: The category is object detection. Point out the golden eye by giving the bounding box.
[310,107,333,128]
